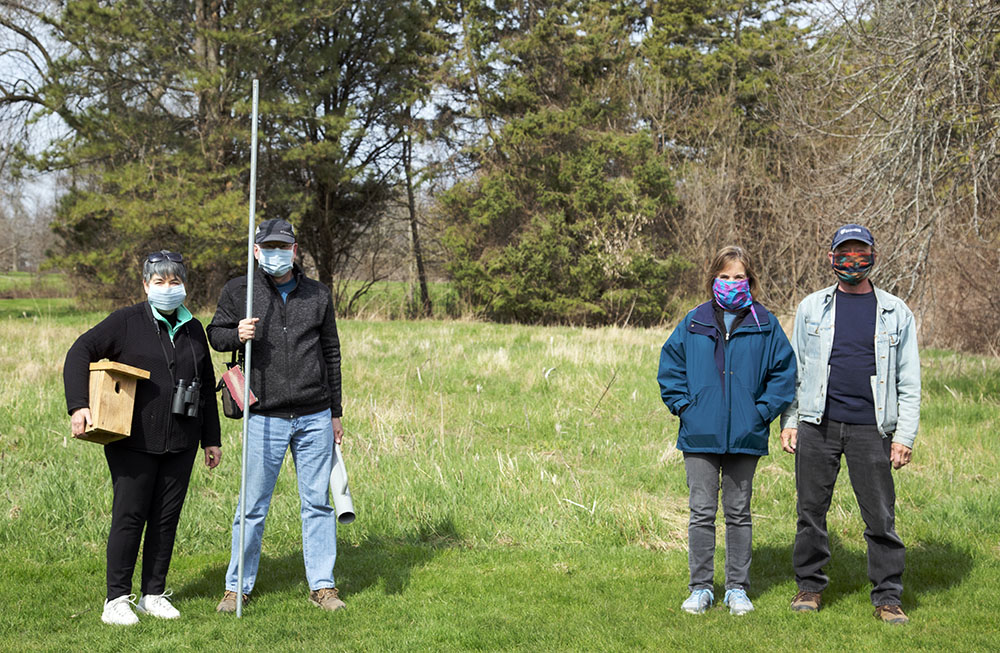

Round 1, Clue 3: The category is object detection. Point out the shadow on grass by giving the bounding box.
[177,516,462,602]
[752,534,973,607]
[904,538,974,607]
[753,535,868,607]
[336,517,461,597]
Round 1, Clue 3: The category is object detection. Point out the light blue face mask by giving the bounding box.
[258,247,294,277]
[147,283,187,312]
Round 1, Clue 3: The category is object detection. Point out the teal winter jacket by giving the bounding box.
[658,301,796,455]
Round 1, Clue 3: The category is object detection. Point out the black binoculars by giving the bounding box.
[171,379,201,418]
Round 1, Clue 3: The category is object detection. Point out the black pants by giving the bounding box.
[104,446,197,600]
[793,419,905,606]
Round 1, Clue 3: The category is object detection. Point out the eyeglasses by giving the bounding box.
[146,251,183,263]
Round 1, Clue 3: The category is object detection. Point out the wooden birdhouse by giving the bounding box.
[78,361,151,445]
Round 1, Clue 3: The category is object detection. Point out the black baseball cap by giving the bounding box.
[255,219,296,244]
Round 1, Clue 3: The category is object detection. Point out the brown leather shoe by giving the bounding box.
[216,590,250,613]
[790,590,822,612]
[874,604,909,624]
[309,587,345,611]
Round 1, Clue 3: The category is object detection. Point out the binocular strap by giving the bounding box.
[153,317,200,387]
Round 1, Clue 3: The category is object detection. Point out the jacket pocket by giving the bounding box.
[678,386,725,451]
[803,320,822,362]
[729,380,769,454]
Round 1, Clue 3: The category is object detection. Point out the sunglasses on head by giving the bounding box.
[147,251,183,263]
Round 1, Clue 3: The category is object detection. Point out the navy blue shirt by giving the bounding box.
[276,278,297,304]
[825,289,877,424]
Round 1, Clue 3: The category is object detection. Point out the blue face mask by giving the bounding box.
[147,283,186,312]
[258,247,294,277]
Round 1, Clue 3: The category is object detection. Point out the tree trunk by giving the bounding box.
[403,130,431,317]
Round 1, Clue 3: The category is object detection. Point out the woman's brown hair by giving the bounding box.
[705,246,758,298]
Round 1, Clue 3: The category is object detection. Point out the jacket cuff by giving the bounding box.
[208,327,242,352]
[891,433,915,449]
[755,403,771,424]
[67,402,89,416]
[223,330,242,352]
[779,412,798,430]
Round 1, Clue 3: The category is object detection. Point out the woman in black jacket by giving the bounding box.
[63,251,222,626]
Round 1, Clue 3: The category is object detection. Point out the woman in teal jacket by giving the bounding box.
[658,246,796,616]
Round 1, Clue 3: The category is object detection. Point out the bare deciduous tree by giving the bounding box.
[778,0,1000,348]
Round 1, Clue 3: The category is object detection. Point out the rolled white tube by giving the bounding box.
[330,443,355,524]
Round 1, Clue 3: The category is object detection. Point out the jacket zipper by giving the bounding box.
[281,301,289,385]
[695,316,733,451]
[276,275,292,414]
[163,327,174,453]
[724,325,732,452]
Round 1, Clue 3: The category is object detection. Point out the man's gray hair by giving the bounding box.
[143,251,187,283]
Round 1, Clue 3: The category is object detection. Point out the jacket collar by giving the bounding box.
[150,303,193,341]
[821,282,896,312]
[256,262,305,292]
[691,300,770,328]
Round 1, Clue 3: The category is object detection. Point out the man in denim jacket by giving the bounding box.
[779,224,920,625]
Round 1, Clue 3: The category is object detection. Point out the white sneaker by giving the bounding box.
[137,591,181,619]
[724,588,755,615]
[101,594,139,626]
[681,589,714,614]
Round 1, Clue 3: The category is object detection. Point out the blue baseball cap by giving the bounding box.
[830,224,874,250]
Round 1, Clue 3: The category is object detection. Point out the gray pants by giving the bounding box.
[793,419,905,606]
[684,452,760,592]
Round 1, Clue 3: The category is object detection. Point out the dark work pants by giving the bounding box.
[684,452,760,593]
[104,446,198,600]
[793,419,905,606]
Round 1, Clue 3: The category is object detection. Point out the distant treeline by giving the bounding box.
[1,1,998,350]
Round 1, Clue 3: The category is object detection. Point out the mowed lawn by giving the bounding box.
[1,310,998,652]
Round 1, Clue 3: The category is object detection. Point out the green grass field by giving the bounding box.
[0,272,69,298]
[1,307,998,651]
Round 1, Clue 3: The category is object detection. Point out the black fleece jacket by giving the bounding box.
[63,302,222,453]
[207,264,342,418]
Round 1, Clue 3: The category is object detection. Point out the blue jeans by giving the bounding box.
[225,409,338,594]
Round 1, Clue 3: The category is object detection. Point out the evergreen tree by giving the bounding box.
[17,0,249,305]
[441,0,689,326]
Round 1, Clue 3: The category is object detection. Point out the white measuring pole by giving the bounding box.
[237,78,260,618]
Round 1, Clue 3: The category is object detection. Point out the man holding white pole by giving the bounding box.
[208,218,346,613]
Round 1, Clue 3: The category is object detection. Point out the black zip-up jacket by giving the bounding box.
[207,264,342,418]
[63,302,222,452]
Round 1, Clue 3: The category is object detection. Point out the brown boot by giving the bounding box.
[216,590,250,613]
[309,587,345,612]
[874,604,909,625]
[790,590,822,612]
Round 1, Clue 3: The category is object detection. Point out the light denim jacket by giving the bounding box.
[779,283,921,448]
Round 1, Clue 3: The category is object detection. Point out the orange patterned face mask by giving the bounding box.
[832,252,874,284]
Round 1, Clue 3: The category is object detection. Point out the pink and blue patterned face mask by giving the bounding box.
[713,277,761,330]
[832,252,874,285]
[713,278,753,311]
